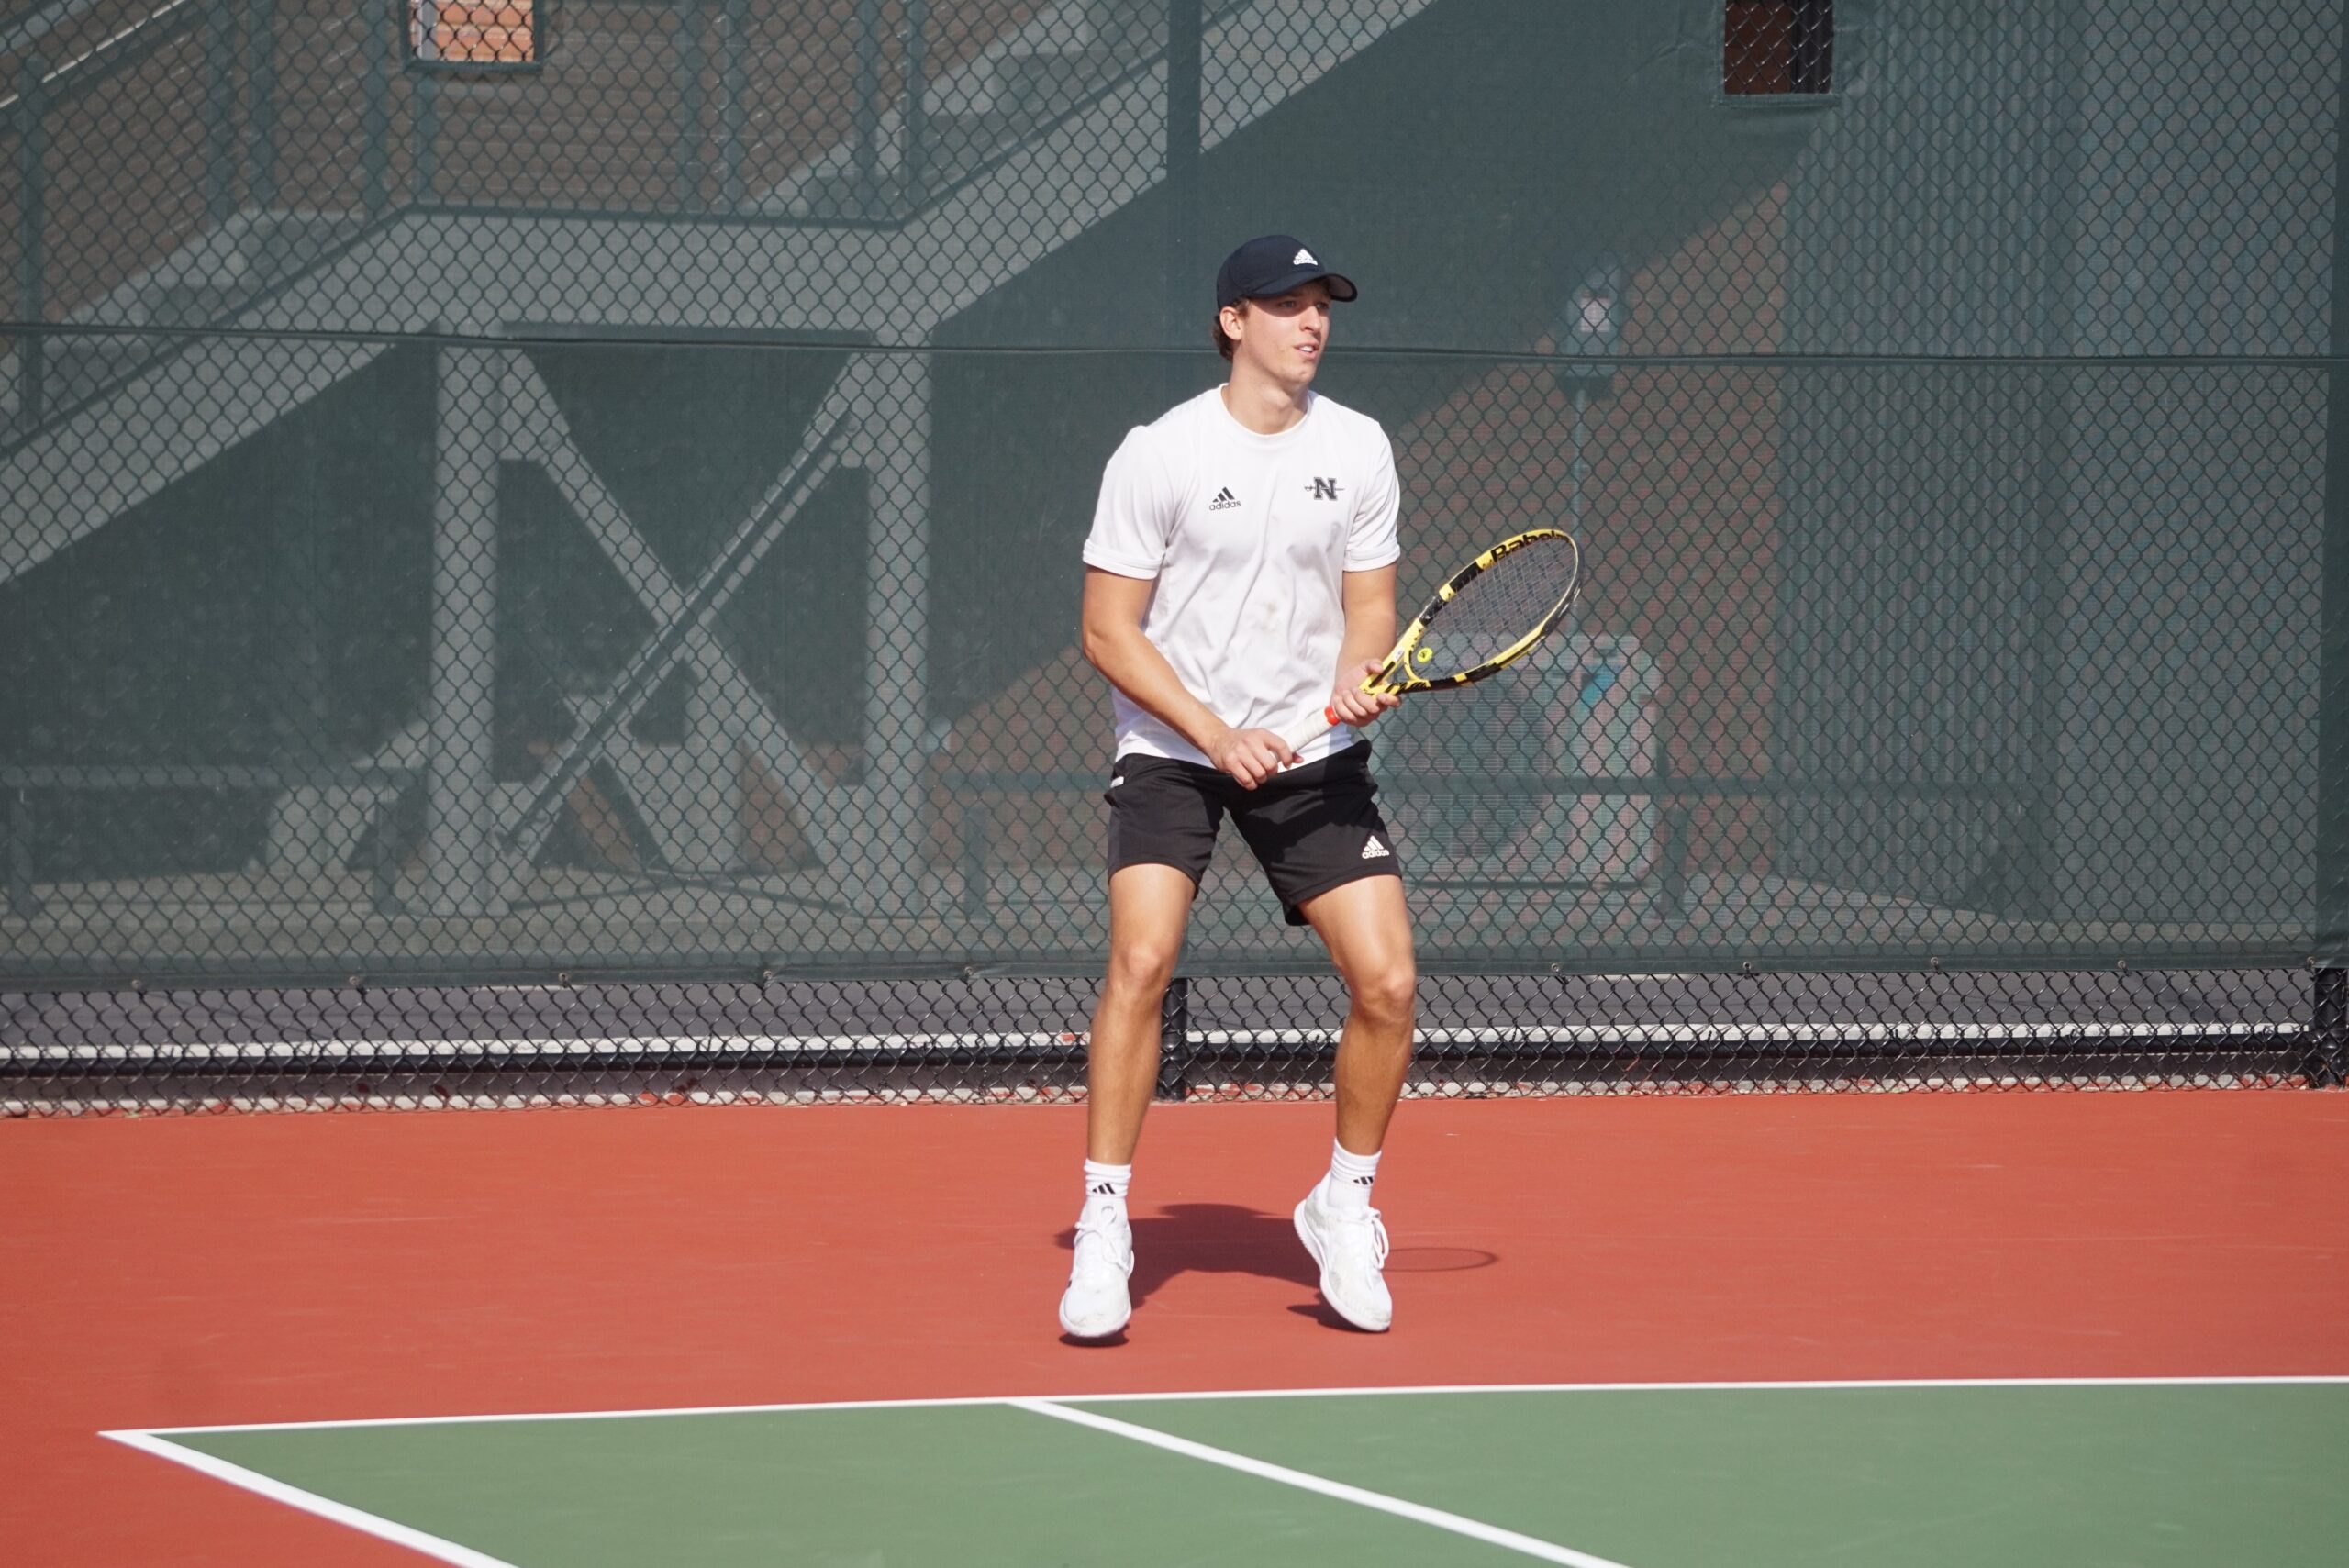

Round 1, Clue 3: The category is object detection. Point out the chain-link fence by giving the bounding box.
[4,0,2344,1107]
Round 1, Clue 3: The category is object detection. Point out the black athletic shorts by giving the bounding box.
[1105,741,1401,925]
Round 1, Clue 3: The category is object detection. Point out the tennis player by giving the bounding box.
[1061,235,1415,1339]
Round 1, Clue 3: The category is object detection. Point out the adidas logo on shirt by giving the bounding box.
[1208,486,1241,511]
[1361,835,1391,860]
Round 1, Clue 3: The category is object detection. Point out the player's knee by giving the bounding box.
[1104,945,1179,1004]
[1349,961,1417,1029]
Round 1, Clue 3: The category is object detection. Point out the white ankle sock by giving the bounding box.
[1324,1140,1381,1210]
[1081,1159,1131,1218]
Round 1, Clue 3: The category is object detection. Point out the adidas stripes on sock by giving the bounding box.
[1324,1140,1381,1211]
[1082,1158,1132,1218]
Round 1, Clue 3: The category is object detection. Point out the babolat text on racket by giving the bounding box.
[1284,528,1583,753]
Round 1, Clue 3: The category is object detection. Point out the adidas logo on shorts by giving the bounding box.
[1208,486,1241,511]
[1361,835,1391,860]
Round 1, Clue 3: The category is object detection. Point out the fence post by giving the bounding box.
[205,0,239,220]
[412,48,439,202]
[362,0,391,216]
[1164,0,1201,373]
[368,780,406,915]
[423,341,504,915]
[2314,968,2347,1087]
[1653,742,1688,918]
[2016,6,2083,923]
[674,0,705,212]
[1156,974,1191,1100]
[901,0,927,208]
[718,0,747,211]
[958,799,990,921]
[6,789,39,919]
[16,56,46,435]
[851,0,881,214]
[2314,24,2349,1087]
[246,0,278,210]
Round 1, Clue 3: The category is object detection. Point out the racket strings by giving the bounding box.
[1411,535,1578,678]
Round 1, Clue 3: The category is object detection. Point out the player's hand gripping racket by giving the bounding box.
[1285,528,1584,755]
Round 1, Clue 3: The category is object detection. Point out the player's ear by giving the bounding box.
[1213,300,1245,361]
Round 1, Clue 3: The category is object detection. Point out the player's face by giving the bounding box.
[1227,280,1335,388]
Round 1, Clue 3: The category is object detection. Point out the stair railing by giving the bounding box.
[2,0,264,436]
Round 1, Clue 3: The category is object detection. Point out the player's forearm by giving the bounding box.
[1081,620,1235,756]
[1335,606,1397,689]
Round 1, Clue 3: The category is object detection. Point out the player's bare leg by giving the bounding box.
[1061,862,1193,1339]
[1087,862,1197,1162]
[1301,874,1418,1153]
[1291,873,1415,1330]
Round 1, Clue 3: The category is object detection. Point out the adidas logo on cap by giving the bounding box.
[1208,486,1241,511]
[1361,835,1391,860]
[1215,236,1357,309]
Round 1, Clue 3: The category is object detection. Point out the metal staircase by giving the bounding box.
[3,0,1436,584]
[1,0,1439,934]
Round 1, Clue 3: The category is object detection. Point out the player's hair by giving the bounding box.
[1212,299,1248,361]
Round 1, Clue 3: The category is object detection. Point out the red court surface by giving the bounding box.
[6,1090,2346,1565]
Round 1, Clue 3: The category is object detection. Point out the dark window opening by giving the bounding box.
[407,2,540,72]
[1724,1,1833,96]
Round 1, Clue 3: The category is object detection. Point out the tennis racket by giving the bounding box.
[1284,528,1583,754]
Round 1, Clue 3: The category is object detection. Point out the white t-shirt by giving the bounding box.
[1082,386,1402,767]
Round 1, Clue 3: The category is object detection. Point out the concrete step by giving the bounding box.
[140,282,247,329]
[919,106,1034,173]
[238,211,370,280]
[794,169,913,222]
[786,35,1149,220]
[793,113,1014,218]
[991,49,1140,117]
[1074,0,1165,53]
[132,212,368,333]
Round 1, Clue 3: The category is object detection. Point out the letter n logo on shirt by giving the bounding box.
[1311,477,1339,501]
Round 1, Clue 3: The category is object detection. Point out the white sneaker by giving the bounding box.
[1293,1180,1393,1332]
[1057,1202,1134,1339]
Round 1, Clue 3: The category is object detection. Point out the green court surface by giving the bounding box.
[121,1380,2349,1567]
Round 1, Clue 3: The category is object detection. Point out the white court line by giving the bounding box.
[1010,1396,1639,1568]
[121,1373,2349,1437]
[104,1429,521,1568]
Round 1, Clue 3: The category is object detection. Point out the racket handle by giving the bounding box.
[1279,706,1341,760]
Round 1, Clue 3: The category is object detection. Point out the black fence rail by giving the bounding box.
[2,966,2332,1116]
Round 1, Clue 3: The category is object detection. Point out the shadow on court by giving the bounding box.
[1057,1202,1503,1338]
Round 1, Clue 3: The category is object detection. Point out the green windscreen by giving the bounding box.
[0,1,2339,1094]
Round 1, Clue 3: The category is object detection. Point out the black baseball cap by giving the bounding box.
[1214,235,1359,309]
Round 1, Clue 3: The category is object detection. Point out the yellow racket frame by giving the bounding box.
[1286,528,1582,751]
[1368,528,1583,695]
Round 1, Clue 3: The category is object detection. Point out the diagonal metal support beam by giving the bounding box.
[504,365,863,872]
[501,370,851,859]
